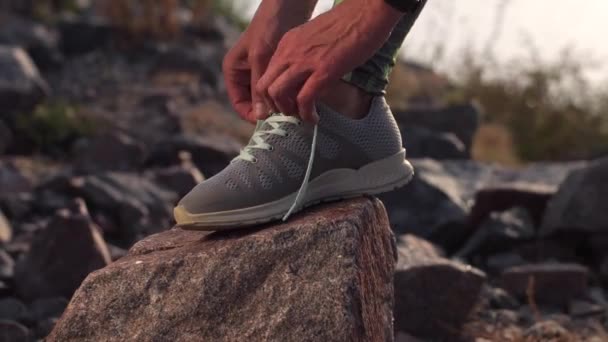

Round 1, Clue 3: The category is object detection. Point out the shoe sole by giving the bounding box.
[174,150,414,231]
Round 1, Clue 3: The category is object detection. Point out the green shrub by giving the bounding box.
[450,51,608,161]
[15,101,95,153]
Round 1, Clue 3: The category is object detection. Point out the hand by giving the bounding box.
[222,0,317,122]
[256,0,403,123]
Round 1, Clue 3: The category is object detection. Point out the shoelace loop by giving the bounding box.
[234,114,318,222]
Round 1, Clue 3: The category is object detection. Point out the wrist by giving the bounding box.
[366,0,403,28]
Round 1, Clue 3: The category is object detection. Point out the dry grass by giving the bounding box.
[471,123,522,166]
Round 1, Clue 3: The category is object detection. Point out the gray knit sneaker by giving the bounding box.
[174,96,414,230]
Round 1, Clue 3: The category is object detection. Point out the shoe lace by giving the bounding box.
[234,114,318,221]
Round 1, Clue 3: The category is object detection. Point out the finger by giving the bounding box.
[223,52,254,121]
[257,61,289,114]
[267,67,312,117]
[249,50,272,120]
[297,71,330,124]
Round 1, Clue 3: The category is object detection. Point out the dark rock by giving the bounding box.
[57,14,113,55]
[393,235,486,340]
[34,318,57,339]
[0,211,11,243]
[402,125,468,159]
[455,207,535,258]
[0,320,30,342]
[0,280,10,297]
[0,192,33,221]
[0,119,11,154]
[0,46,48,115]
[395,331,425,342]
[469,182,555,229]
[152,163,204,197]
[106,244,127,261]
[0,297,28,321]
[384,159,581,251]
[37,173,177,245]
[14,206,111,300]
[541,157,608,236]
[500,263,588,305]
[482,285,520,310]
[0,14,63,69]
[485,252,526,274]
[146,134,241,177]
[49,198,397,342]
[394,103,480,153]
[150,43,222,88]
[568,300,604,318]
[523,320,570,341]
[29,297,68,321]
[379,159,469,237]
[72,132,146,173]
[0,249,14,279]
[0,160,32,195]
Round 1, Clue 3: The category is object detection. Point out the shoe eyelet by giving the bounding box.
[284,133,290,137]
[268,146,274,151]
[252,158,258,163]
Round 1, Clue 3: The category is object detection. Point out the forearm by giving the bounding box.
[256,0,320,27]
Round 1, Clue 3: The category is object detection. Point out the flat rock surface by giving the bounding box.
[48,197,397,342]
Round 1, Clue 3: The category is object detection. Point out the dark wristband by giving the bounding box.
[383,0,423,13]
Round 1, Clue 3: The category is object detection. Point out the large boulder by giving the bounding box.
[393,235,486,340]
[0,46,48,115]
[48,198,397,342]
[540,157,608,236]
[14,200,111,300]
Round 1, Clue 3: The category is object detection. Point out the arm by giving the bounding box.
[223,0,319,122]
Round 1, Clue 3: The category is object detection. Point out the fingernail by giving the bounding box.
[255,103,266,119]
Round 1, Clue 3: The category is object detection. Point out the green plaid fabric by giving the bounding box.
[334,0,427,94]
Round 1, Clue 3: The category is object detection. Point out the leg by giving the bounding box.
[320,0,427,118]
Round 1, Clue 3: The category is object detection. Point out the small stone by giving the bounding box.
[500,263,588,305]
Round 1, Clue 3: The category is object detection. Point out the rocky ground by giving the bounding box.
[1,5,608,342]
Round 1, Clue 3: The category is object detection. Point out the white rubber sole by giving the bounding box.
[174,150,414,231]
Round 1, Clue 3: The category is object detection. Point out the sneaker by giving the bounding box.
[174,96,414,230]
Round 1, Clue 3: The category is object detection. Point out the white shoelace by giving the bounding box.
[234,114,318,221]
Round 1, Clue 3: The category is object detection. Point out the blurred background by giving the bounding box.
[1,0,607,341]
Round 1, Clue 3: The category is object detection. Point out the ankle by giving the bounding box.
[318,81,374,119]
